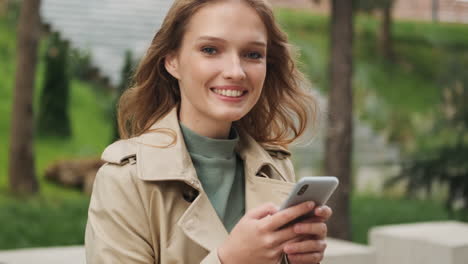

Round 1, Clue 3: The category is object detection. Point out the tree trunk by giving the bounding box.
[432,0,439,22]
[325,0,354,241]
[0,0,8,16]
[378,3,393,60]
[9,0,41,195]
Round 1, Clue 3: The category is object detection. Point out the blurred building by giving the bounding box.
[270,0,468,24]
[41,0,173,86]
[40,0,467,86]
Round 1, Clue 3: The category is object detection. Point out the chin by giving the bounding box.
[213,109,248,123]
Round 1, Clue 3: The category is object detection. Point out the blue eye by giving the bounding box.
[247,52,263,60]
[201,47,217,55]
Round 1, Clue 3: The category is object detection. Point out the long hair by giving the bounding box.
[118,0,318,147]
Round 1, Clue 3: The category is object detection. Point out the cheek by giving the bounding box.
[188,61,222,90]
[249,65,267,92]
[179,54,216,84]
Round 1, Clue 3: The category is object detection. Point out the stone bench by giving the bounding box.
[0,239,375,264]
[370,221,468,264]
[323,238,376,264]
[0,246,84,264]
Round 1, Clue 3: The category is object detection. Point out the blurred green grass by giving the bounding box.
[351,194,450,244]
[0,10,467,249]
[0,193,90,249]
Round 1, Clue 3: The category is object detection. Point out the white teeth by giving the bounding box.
[213,89,243,97]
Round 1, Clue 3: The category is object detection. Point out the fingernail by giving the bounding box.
[308,201,315,208]
[316,207,323,214]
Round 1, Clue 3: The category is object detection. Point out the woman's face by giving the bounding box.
[165,0,268,133]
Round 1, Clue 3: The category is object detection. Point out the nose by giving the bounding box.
[222,54,246,81]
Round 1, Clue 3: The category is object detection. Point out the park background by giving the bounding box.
[1,0,468,253]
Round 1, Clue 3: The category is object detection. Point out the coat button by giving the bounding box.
[183,189,198,203]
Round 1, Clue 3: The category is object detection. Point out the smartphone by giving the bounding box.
[279,176,339,217]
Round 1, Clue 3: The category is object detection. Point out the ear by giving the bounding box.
[164,52,181,80]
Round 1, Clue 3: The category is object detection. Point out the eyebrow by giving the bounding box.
[196,36,267,48]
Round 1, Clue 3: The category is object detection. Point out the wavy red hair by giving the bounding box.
[118,0,318,147]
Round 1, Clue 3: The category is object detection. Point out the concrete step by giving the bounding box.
[370,221,468,264]
[323,238,376,264]
[0,246,84,264]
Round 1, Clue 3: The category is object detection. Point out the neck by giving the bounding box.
[179,107,232,140]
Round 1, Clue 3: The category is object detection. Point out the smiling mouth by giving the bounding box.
[210,88,248,98]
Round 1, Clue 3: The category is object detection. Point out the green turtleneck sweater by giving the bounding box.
[179,123,245,232]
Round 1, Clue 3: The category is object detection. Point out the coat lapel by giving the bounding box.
[177,192,228,252]
[236,129,295,211]
[132,107,295,252]
[133,108,228,251]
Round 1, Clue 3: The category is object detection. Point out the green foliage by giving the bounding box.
[436,56,468,134]
[4,0,21,25]
[276,9,468,153]
[111,50,135,141]
[37,32,72,138]
[388,144,468,213]
[69,48,93,81]
[386,53,468,214]
[118,50,135,95]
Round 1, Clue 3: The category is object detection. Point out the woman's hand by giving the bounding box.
[218,201,316,264]
[283,205,333,264]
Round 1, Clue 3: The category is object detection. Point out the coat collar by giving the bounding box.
[126,107,295,252]
[100,107,295,253]
[133,107,198,186]
[132,107,290,187]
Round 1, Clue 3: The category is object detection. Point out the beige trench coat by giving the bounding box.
[85,107,296,263]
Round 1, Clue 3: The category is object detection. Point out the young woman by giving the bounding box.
[85,0,332,263]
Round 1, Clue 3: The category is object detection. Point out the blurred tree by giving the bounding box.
[325,0,354,240]
[386,56,468,216]
[37,32,71,138]
[378,0,394,60]
[9,0,41,195]
[355,0,395,60]
[69,48,93,81]
[391,144,468,215]
[112,50,134,141]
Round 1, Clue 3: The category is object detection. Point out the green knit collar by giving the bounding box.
[179,123,239,159]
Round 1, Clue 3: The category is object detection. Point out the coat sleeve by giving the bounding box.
[85,163,157,263]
